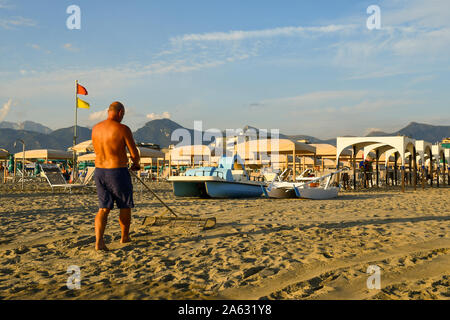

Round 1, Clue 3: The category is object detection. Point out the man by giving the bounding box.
[92,101,140,251]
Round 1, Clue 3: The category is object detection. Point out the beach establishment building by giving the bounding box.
[336,136,449,191]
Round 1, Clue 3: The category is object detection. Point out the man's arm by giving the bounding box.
[123,125,140,170]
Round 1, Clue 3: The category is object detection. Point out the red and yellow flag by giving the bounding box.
[77,83,88,95]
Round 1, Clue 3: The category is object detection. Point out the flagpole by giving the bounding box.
[73,80,78,182]
[75,80,78,145]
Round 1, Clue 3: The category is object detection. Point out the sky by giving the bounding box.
[0,0,449,139]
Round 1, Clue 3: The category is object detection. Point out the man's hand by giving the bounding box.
[130,163,141,171]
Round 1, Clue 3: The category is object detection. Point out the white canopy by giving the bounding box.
[68,140,94,153]
[14,149,73,160]
[78,147,165,162]
[0,148,9,159]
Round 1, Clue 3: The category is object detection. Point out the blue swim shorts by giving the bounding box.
[94,167,134,209]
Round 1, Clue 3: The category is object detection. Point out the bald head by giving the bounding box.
[107,101,125,122]
[109,101,125,113]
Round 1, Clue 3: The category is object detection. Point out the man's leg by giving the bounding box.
[119,208,131,243]
[95,208,110,250]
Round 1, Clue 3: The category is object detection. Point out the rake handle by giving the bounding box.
[129,169,178,217]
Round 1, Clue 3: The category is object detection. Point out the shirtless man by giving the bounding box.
[92,101,140,251]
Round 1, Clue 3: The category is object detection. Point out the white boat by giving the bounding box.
[265,168,348,200]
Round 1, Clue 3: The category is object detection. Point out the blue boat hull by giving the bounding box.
[205,181,263,198]
[172,181,209,198]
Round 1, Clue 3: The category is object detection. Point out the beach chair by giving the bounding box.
[40,164,96,193]
[160,167,170,181]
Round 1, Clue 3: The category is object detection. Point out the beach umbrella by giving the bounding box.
[68,140,94,153]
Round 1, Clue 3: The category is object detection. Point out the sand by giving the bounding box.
[0,181,448,300]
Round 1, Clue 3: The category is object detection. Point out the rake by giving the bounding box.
[129,170,216,230]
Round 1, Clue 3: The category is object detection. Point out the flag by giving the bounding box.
[77,98,90,109]
[77,83,88,95]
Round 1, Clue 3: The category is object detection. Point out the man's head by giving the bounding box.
[108,101,125,122]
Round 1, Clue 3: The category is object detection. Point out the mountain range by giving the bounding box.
[0,120,448,153]
[365,122,450,144]
[0,121,53,134]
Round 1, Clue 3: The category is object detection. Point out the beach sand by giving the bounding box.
[0,181,449,300]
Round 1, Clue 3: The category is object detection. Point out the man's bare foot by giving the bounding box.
[95,242,109,251]
[120,237,131,244]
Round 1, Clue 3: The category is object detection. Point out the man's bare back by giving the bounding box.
[92,101,139,169]
[92,119,133,169]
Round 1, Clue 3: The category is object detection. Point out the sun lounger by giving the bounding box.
[40,164,96,193]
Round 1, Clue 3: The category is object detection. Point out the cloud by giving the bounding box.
[382,0,450,29]
[0,16,35,29]
[0,98,12,121]
[253,90,368,110]
[88,108,108,122]
[326,0,450,79]
[28,43,51,54]
[63,43,79,52]
[146,112,171,120]
[391,27,450,56]
[364,127,385,135]
[406,74,436,86]
[0,0,12,9]
[170,24,355,43]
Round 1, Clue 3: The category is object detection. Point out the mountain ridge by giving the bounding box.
[365,122,450,143]
[0,119,448,153]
